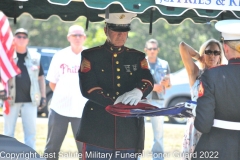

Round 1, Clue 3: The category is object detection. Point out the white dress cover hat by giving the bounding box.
[98,13,137,32]
[215,20,240,40]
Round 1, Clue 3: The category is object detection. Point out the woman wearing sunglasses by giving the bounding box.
[179,39,224,159]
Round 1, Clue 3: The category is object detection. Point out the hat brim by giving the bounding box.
[67,33,86,37]
[15,32,28,36]
[107,23,131,32]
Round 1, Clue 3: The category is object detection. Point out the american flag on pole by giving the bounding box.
[0,11,21,114]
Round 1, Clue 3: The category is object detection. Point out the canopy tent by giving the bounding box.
[0,0,240,25]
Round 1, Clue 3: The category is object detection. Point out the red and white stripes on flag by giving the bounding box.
[0,11,21,114]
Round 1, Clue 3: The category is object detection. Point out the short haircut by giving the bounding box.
[145,39,159,48]
[224,40,240,53]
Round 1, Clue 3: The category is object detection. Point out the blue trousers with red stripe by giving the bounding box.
[82,143,140,160]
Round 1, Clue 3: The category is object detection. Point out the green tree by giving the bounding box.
[9,14,105,48]
[128,19,221,72]
[9,14,221,72]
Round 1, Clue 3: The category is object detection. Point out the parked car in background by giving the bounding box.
[28,46,61,117]
[164,68,191,124]
[0,47,192,123]
[0,48,193,123]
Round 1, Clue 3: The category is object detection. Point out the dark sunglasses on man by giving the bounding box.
[71,34,84,38]
[147,48,158,51]
[16,35,28,39]
[204,50,221,56]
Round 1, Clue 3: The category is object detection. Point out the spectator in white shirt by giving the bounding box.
[44,25,87,160]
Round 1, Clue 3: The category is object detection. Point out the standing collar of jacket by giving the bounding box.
[104,41,125,53]
[228,57,240,64]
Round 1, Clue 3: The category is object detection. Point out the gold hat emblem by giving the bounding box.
[119,14,125,19]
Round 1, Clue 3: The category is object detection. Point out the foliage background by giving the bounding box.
[9,14,221,72]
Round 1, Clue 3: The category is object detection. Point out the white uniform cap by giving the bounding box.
[67,25,86,37]
[99,13,137,24]
[98,13,137,32]
[215,20,240,40]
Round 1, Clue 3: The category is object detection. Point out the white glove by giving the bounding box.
[114,93,126,105]
[122,88,143,106]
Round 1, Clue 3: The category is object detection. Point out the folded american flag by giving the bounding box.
[105,99,196,118]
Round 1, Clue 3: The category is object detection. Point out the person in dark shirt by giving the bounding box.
[15,52,44,102]
[3,28,46,150]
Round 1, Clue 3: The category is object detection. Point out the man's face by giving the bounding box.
[14,33,29,48]
[67,33,86,48]
[144,42,159,59]
[104,27,128,47]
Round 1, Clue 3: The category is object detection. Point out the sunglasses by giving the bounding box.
[16,35,28,39]
[204,50,221,56]
[147,48,158,51]
[71,34,83,38]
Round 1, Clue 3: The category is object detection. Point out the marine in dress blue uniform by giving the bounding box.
[76,13,154,159]
[193,20,240,160]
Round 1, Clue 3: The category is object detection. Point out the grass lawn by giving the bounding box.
[0,116,185,160]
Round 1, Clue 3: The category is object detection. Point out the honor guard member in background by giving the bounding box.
[193,20,240,160]
[3,28,46,150]
[77,13,154,159]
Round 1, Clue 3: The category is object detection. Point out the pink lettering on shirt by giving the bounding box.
[60,64,80,74]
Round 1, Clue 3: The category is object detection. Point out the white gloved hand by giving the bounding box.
[122,88,143,106]
[114,93,126,105]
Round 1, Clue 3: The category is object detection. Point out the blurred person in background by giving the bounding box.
[44,25,87,160]
[179,38,224,159]
[144,39,171,160]
[3,28,46,150]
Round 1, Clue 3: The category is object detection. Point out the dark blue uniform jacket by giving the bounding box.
[76,41,154,151]
[193,58,240,160]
